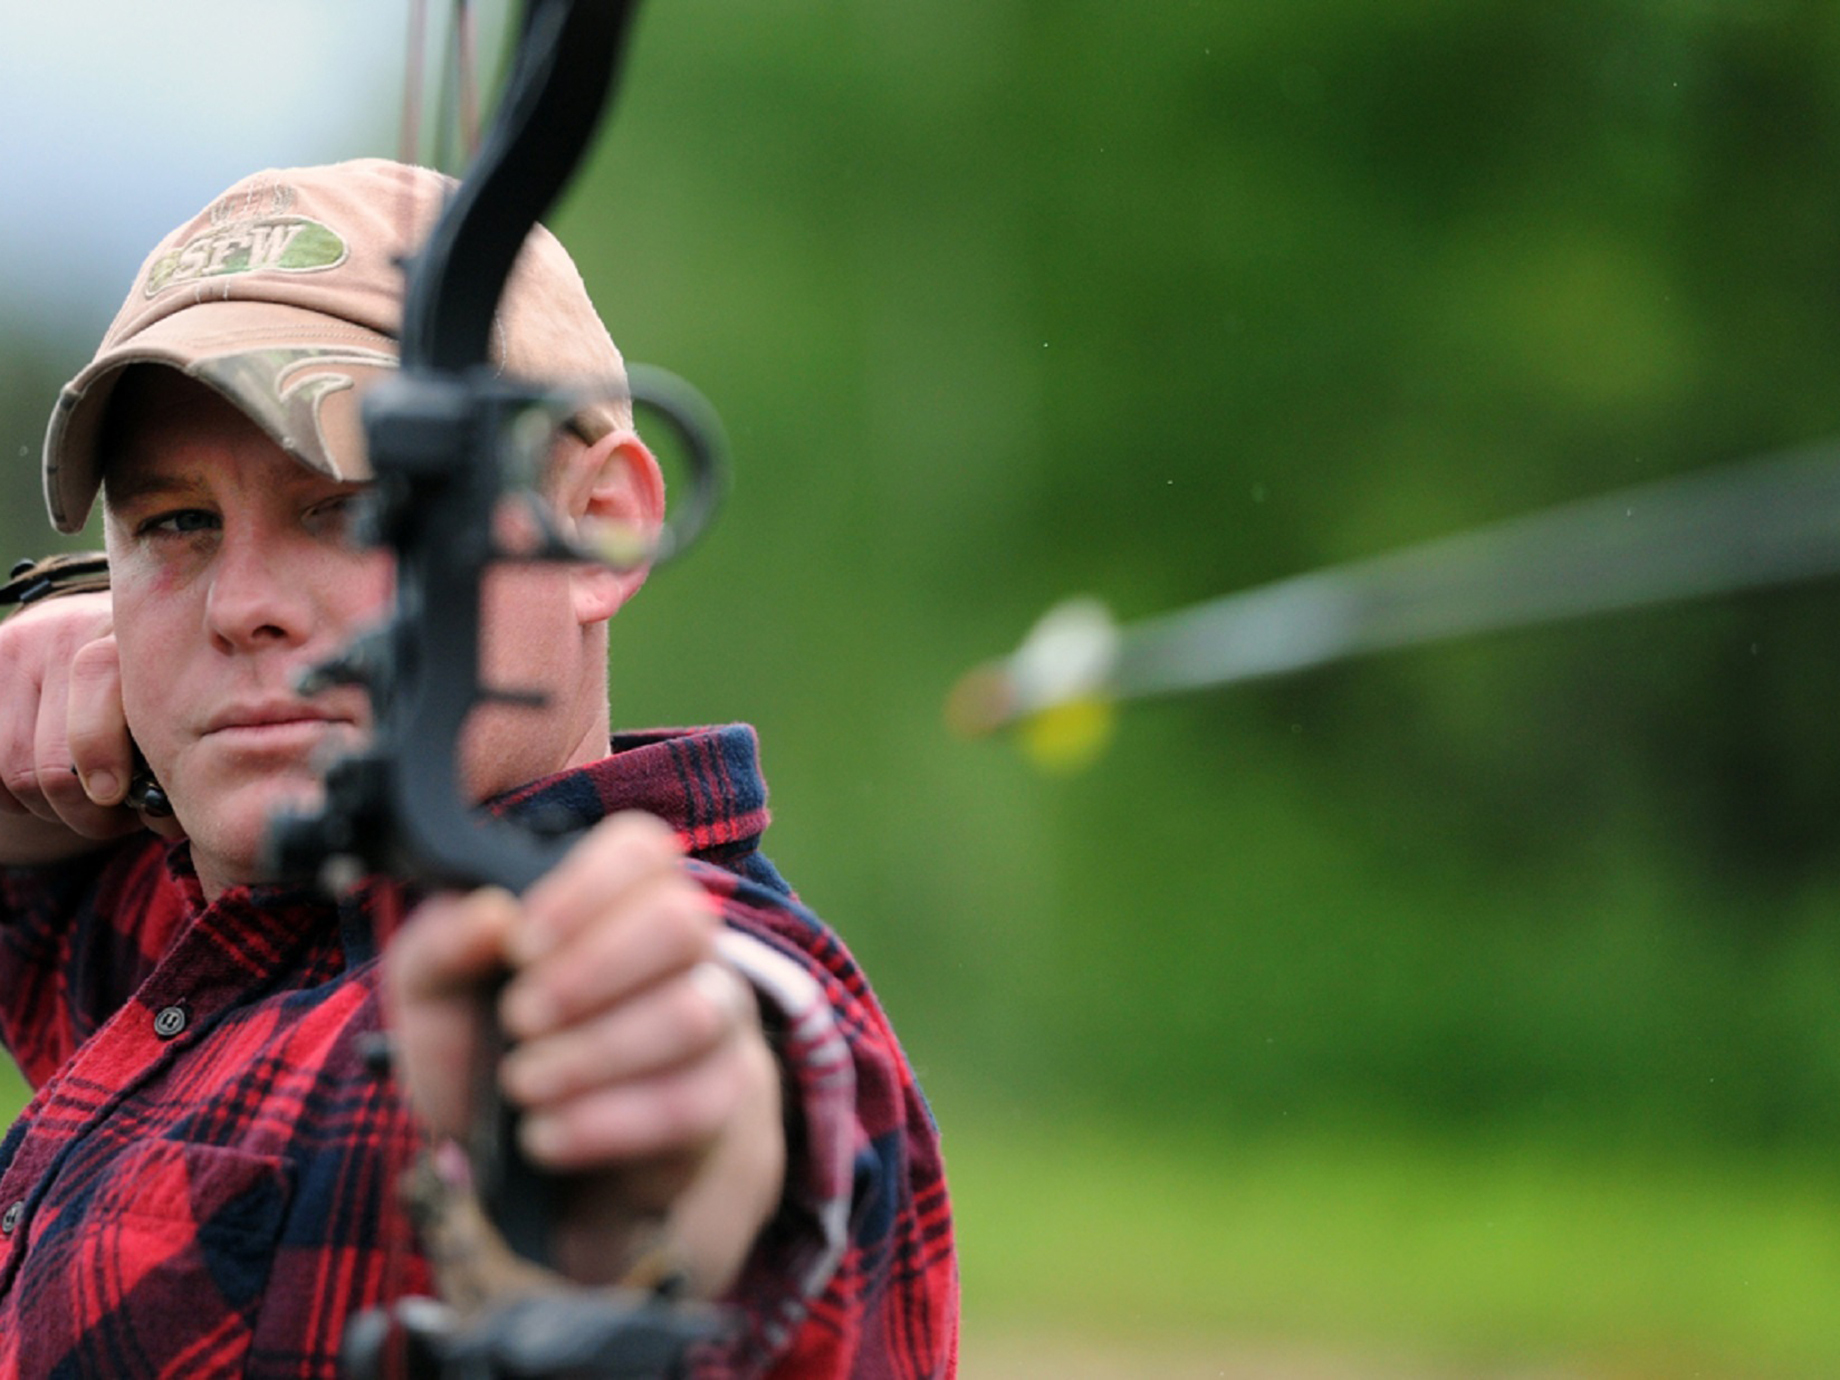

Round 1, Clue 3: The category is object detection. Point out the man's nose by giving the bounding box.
[203,526,315,649]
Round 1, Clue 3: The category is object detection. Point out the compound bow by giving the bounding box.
[262,2,728,1374]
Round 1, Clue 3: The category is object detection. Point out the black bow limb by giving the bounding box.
[261,1,730,1374]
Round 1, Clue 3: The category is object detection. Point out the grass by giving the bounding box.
[946,1107,1840,1378]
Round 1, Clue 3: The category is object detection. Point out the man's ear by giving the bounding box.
[552,428,666,627]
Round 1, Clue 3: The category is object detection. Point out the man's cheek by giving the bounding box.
[115,657,174,763]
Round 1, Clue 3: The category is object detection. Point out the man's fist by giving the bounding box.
[0,591,165,862]
[383,810,785,1294]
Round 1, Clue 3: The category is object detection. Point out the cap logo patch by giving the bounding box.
[144,216,348,297]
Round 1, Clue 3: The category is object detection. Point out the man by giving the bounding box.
[0,159,957,1377]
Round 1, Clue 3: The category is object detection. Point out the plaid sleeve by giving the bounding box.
[0,838,179,1086]
[692,863,959,1380]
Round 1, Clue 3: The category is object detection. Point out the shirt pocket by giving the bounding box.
[22,1139,293,1378]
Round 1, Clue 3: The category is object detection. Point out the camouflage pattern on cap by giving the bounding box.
[43,158,628,533]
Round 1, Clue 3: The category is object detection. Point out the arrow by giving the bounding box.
[950,440,1840,767]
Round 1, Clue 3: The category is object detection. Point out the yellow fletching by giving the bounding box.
[1018,696,1116,773]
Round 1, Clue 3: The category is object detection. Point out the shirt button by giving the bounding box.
[153,1005,188,1039]
[2,1202,22,1235]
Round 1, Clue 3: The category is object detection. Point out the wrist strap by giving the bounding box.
[1,552,110,607]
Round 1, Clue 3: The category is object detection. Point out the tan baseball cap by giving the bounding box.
[43,157,628,533]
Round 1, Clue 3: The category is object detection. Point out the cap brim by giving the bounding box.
[45,299,398,533]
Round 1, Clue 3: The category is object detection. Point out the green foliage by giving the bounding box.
[547,0,1840,1152]
[0,342,84,562]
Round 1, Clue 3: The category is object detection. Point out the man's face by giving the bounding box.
[101,370,612,897]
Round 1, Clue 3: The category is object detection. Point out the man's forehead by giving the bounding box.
[99,374,363,506]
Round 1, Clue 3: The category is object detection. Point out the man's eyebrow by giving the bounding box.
[101,468,208,511]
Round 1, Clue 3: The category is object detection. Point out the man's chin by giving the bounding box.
[172,771,329,890]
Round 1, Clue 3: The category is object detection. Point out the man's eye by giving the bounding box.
[305,492,362,538]
[142,509,217,536]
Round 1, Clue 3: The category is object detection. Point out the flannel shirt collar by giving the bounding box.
[153,723,773,924]
[491,725,773,856]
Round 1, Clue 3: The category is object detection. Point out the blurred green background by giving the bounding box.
[9,1,1840,1374]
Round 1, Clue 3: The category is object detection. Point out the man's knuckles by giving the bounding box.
[5,757,66,824]
[520,1048,748,1168]
[528,812,686,917]
[502,961,750,1104]
[506,878,715,1022]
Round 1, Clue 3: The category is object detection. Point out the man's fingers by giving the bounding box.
[0,592,117,833]
[384,814,744,1169]
[0,602,140,841]
[499,871,714,1038]
[511,811,685,962]
[501,959,752,1107]
[31,654,137,840]
[517,1022,766,1170]
[391,887,521,1003]
[384,887,523,1138]
[66,635,131,807]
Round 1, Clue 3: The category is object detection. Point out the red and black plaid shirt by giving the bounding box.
[0,726,957,1378]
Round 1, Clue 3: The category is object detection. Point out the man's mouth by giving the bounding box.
[202,700,358,739]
